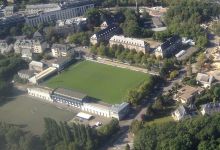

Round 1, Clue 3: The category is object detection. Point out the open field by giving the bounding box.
[46,61,150,104]
[0,95,76,135]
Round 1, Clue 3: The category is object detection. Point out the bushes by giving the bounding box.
[134,114,220,150]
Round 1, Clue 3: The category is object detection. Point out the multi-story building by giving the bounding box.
[52,56,73,71]
[109,35,150,54]
[17,69,35,80]
[196,73,214,88]
[90,25,121,45]
[25,3,60,15]
[172,105,190,121]
[173,85,204,104]
[155,35,182,58]
[14,39,47,58]
[201,102,220,115]
[0,40,13,54]
[51,88,87,108]
[3,6,15,16]
[51,44,74,57]
[29,61,45,72]
[25,0,94,27]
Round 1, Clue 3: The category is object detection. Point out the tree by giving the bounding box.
[197,35,208,48]
[169,70,179,80]
[85,8,101,29]
[125,144,130,150]
[196,53,206,71]
[186,61,192,77]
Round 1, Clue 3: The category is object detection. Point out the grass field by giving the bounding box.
[0,95,76,135]
[46,61,150,104]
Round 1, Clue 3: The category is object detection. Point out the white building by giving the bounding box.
[25,1,94,27]
[0,40,13,54]
[3,6,15,16]
[27,87,53,102]
[201,102,220,115]
[14,39,47,57]
[109,35,150,54]
[29,67,57,84]
[29,61,45,72]
[172,105,189,121]
[25,3,60,15]
[51,44,74,57]
[82,102,111,118]
[196,73,214,88]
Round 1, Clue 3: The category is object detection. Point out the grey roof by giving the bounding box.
[54,56,72,65]
[54,88,87,100]
[201,102,220,110]
[111,102,129,113]
[52,44,73,52]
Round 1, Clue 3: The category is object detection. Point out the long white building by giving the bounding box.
[25,0,94,26]
[109,35,150,54]
[27,86,129,120]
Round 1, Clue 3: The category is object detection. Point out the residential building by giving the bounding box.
[0,40,13,54]
[173,85,204,104]
[51,88,87,108]
[52,56,73,71]
[3,6,15,16]
[25,3,60,15]
[201,102,220,115]
[25,0,94,27]
[90,25,121,45]
[14,39,46,56]
[51,44,74,57]
[100,21,112,29]
[109,35,150,54]
[196,73,214,88]
[110,102,130,120]
[172,105,190,121]
[155,35,182,58]
[29,61,45,72]
[17,69,35,80]
[27,87,53,102]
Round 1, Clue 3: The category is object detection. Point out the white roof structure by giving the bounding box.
[76,112,92,120]
[29,67,57,84]
[29,61,44,68]
[110,35,146,47]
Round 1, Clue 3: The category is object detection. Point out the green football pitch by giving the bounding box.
[45,61,150,104]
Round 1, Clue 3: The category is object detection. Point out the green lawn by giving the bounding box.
[45,61,150,104]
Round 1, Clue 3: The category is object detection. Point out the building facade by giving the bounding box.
[51,44,74,57]
[25,1,94,27]
[52,56,73,71]
[90,25,121,45]
[109,35,150,54]
[201,102,220,115]
[25,3,61,15]
[14,39,46,57]
[155,35,182,58]
[27,87,53,102]
[17,69,35,80]
[29,61,45,72]
[172,105,189,121]
[51,88,86,108]
[0,40,13,54]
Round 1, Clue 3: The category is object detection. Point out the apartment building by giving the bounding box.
[109,35,150,54]
[51,44,74,57]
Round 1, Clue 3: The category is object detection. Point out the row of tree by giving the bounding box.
[0,117,120,150]
[133,113,220,150]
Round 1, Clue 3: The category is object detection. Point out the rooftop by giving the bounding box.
[160,35,180,50]
[54,88,87,100]
[110,35,147,47]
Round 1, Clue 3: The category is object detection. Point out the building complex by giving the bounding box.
[27,86,129,120]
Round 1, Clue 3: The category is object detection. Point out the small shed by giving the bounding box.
[76,112,93,120]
